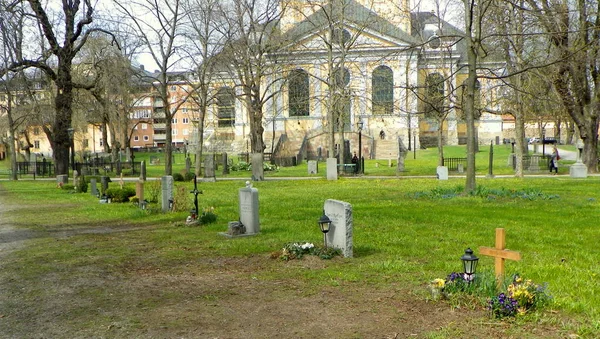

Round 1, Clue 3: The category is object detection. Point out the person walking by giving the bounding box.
[549,146,559,174]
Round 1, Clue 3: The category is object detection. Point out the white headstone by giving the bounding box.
[436,166,448,180]
[161,175,174,212]
[239,186,260,234]
[326,158,338,180]
[308,160,318,174]
[457,163,464,173]
[323,199,353,258]
[570,162,588,178]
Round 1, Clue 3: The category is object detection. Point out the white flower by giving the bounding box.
[301,243,314,250]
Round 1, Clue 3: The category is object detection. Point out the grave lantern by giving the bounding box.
[461,248,479,281]
[318,211,332,248]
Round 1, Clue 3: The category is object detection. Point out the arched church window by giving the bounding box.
[217,87,235,127]
[288,69,310,117]
[424,73,445,119]
[372,65,394,115]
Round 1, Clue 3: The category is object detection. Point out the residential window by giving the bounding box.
[34,140,40,149]
[288,69,310,117]
[170,85,177,91]
[372,65,394,115]
[142,123,148,130]
[182,118,189,124]
[172,118,177,124]
[172,129,178,135]
[183,129,189,136]
[217,87,236,127]
[143,135,149,141]
[82,139,89,148]
[182,108,188,113]
[33,127,40,135]
[134,136,139,141]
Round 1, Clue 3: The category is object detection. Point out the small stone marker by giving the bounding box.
[326,158,338,180]
[161,175,174,212]
[90,178,98,196]
[479,228,522,287]
[323,199,353,258]
[436,166,448,180]
[308,160,318,174]
[57,174,68,186]
[457,163,464,173]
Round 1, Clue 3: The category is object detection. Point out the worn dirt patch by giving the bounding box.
[0,189,574,338]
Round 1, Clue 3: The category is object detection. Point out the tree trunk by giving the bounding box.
[53,66,75,176]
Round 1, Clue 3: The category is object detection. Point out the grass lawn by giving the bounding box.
[0,176,599,337]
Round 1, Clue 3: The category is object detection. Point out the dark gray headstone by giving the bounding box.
[185,157,191,174]
[57,174,68,185]
[222,152,229,175]
[204,156,216,181]
[100,176,111,193]
[90,178,98,196]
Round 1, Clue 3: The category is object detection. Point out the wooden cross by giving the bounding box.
[479,228,521,286]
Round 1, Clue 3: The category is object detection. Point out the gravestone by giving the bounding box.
[308,160,318,174]
[436,166,448,180]
[222,152,229,175]
[161,175,174,212]
[397,138,407,172]
[251,153,264,181]
[204,155,216,182]
[528,155,540,171]
[72,170,79,187]
[570,162,588,178]
[185,157,191,174]
[326,158,338,180]
[116,160,122,176]
[457,163,464,173]
[136,180,144,203]
[140,161,147,182]
[238,182,260,235]
[323,199,353,258]
[100,176,111,194]
[90,178,98,196]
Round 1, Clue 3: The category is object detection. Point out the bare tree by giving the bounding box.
[0,0,115,176]
[523,0,600,172]
[182,0,225,177]
[114,0,188,175]
[217,0,285,181]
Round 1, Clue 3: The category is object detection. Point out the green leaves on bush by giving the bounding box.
[105,187,136,203]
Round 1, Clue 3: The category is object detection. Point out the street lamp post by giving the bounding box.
[357,120,363,174]
[67,127,75,171]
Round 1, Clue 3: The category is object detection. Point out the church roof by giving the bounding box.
[281,0,420,46]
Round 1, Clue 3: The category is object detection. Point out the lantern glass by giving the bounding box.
[318,212,331,233]
[461,248,479,277]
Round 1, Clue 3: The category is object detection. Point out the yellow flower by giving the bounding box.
[432,278,445,289]
[517,307,527,316]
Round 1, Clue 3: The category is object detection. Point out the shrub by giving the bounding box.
[184,172,196,181]
[172,173,185,181]
[199,207,217,224]
[105,187,136,203]
[145,180,161,203]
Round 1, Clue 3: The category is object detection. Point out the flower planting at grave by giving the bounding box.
[272,242,341,261]
[429,271,551,319]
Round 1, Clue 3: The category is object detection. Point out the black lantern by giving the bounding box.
[461,248,479,281]
[318,211,332,248]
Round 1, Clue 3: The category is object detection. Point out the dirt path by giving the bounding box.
[0,188,35,262]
